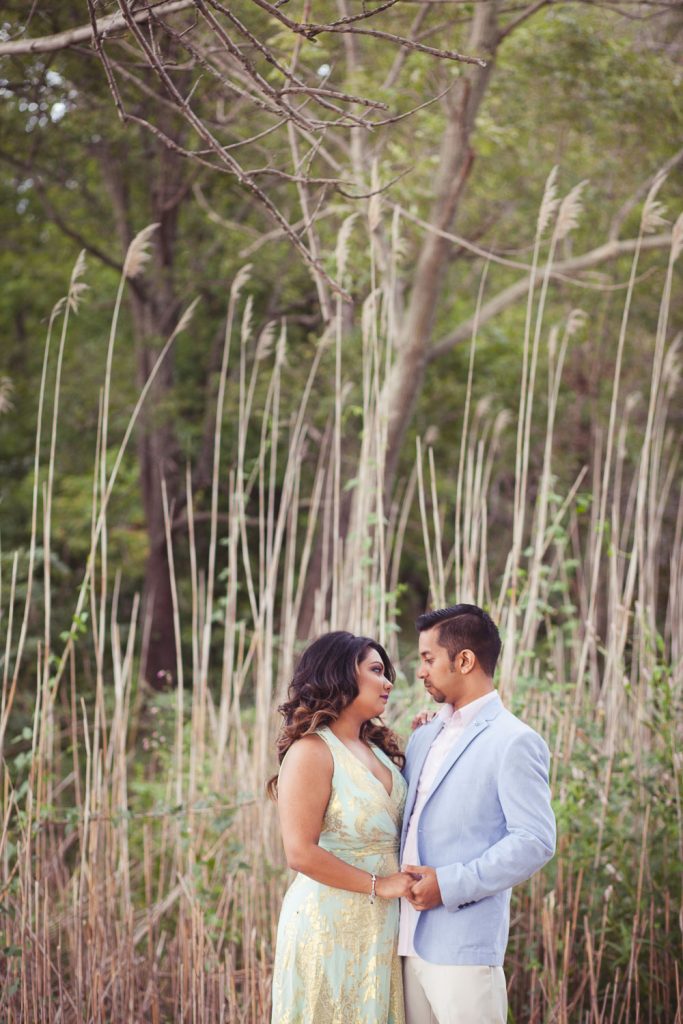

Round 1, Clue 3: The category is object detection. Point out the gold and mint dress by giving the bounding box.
[271,727,407,1024]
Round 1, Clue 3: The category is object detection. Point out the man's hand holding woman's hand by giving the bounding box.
[401,864,443,910]
[375,872,417,899]
[377,865,443,906]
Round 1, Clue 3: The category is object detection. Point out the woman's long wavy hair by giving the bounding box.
[267,631,405,799]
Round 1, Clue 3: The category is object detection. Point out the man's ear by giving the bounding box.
[458,648,476,674]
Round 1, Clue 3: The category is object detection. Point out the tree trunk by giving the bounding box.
[100,127,185,686]
[298,3,502,634]
[133,305,182,687]
[382,1,501,492]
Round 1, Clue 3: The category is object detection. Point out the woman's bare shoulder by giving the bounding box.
[280,733,333,777]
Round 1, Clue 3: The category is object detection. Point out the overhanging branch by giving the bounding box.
[427,233,673,361]
[0,0,195,56]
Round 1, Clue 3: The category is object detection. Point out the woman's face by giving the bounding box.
[348,646,393,721]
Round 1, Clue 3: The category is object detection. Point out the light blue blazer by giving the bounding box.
[400,693,556,966]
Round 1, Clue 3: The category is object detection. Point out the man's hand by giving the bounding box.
[402,864,443,910]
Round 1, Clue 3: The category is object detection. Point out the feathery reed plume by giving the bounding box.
[361,286,381,343]
[256,320,277,362]
[169,296,201,341]
[67,249,88,312]
[556,180,588,240]
[642,199,669,234]
[51,295,67,318]
[241,294,254,348]
[641,170,669,234]
[335,212,358,280]
[0,376,13,414]
[123,222,160,278]
[276,320,288,365]
[230,262,252,301]
[368,161,382,233]
[423,424,440,446]
[566,307,588,337]
[537,165,560,237]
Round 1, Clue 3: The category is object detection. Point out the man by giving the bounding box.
[400,603,556,1024]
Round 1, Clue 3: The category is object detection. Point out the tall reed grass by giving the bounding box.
[0,179,681,1022]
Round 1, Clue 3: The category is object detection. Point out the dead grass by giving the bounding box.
[0,187,681,1022]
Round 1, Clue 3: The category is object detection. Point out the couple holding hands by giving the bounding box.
[269,604,556,1024]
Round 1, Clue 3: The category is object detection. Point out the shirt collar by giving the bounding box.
[437,689,498,729]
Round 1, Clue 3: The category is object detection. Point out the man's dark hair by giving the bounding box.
[416,603,501,677]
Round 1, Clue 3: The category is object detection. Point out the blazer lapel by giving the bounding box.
[402,717,443,844]
[425,695,504,802]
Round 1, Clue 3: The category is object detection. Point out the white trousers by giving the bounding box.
[402,956,507,1024]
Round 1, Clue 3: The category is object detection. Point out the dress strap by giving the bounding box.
[315,726,337,753]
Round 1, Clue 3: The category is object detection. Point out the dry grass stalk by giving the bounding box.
[0,188,680,1022]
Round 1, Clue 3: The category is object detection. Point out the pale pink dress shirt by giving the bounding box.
[398,690,499,957]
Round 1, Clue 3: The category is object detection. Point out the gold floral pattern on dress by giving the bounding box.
[271,728,407,1024]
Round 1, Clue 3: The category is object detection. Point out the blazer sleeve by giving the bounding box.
[402,728,417,782]
[435,729,556,911]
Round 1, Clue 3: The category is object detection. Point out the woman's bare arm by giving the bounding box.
[277,735,412,900]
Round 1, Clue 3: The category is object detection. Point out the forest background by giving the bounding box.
[0,1,681,1021]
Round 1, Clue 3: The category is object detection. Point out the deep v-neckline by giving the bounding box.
[327,730,394,798]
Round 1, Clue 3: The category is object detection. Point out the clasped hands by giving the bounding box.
[401,864,442,911]
[377,865,442,908]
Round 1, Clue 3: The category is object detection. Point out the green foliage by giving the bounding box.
[0,3,681,1018]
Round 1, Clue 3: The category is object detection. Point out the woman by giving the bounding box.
[269,631,412,1024]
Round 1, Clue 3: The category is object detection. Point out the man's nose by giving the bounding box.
[417,665,426,679]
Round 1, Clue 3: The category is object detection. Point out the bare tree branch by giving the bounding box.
[287,122,332,320]
[397,201,666,290]
[2,0,491,306]
[320,26,487,66]
[608,146,683,241]
[497,0,552,42]
[382,2,433,90]
[0,0,195,56]
[277,86,388,110]
[110,0,350,304]
[380,0,498,490]
[85,0,129,124]
[193,0,318,133]
[427,232,674,361]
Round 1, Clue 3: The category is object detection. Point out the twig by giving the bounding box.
[497,0,552,42]
[337,167,412,200]
[278,86,388,110]
[85,0,129,125]
[322,26,487,67]
[113,0,350,300]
